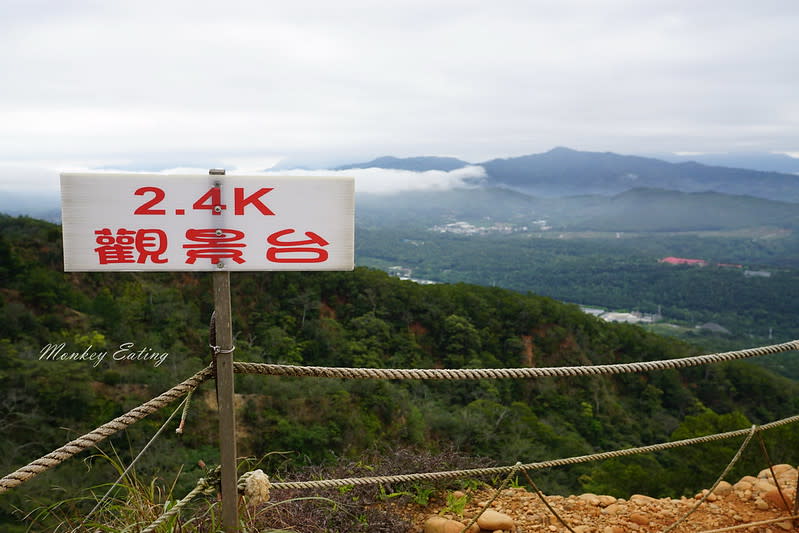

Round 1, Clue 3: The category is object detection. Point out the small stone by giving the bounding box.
[713,481,733,496]
[597,495,617,507]
[763,487,796,511]
[755,497,769,510]
[423,516,479,533]
[603,527,625,533]
[629,512,650,526]
[476,509,514,531]
[630,494,657,505]
[754,479,775,494]
[579,493,601,506]
[776,520,794,531]
[573,526,594,533]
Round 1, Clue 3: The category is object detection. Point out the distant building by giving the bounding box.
[601,312,654,324]
[659,256,708,266]
[744,270,772,278]
[697,322,731,335]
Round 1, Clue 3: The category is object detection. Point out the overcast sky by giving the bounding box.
[1,0,798,192]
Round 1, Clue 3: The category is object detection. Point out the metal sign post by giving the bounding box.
[209,169,238,531]
[213,272,238,530]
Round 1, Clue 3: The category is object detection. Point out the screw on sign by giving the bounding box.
[94,228,168,264]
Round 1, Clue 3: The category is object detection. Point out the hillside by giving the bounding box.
[1,213,799,530]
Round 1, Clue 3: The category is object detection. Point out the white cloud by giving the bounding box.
[0,160,485,197]
[261,166,486,194]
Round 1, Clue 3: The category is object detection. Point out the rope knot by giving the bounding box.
[238,469,271,506]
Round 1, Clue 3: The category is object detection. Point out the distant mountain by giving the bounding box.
[0,191,61,223]
[336,155,470,172]
[556,188,799,232]
[357,187,542,229]
[357,185,799,232]
[655,152,799,175]
[334,148,799,202]
[477,147,799,202]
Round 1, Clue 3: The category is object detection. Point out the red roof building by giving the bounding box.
[659,256,708,266]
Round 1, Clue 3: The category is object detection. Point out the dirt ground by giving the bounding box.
[395,465,799,533]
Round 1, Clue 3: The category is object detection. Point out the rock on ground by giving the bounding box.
[392,467,798,532]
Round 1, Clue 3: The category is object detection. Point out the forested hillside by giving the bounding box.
[1,214,799,530]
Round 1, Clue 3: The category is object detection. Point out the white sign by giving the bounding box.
[61,173,354,272]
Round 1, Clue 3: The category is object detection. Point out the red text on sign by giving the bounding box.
[234,187,274,215]
[132,186,276,216]
[266,228,329,263]
[183,228,246,264]
[134,187,167,215]
[193,187,226,214]
[94,228,168,264]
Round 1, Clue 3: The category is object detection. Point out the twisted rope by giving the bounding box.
[81,397,190,529]
[698,515,799,533]
[661,424,758,533]
[234,340,799,380]
[141,468,271,533]
[270,414,799,491]
[461,462,521,533]
[521,469,577,533]
[0,366,213,494]
[140,467,220,533]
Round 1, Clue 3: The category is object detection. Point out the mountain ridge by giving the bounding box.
[340,147,799,202]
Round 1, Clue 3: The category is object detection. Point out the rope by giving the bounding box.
[176,390,194,435]
[460,462,520,533]
[141,468,270,533]
[698,514,799,533]
[756,433,793,514]
[661,424,757,533]
[233,340,799,380]
[521,469,577,533]
[0,366,213,494]
[80,397,189,528]
[140,467,220,533]
[270,413,799,491]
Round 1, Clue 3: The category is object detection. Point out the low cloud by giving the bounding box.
[261,165,487,194]
[0,160,486,198]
